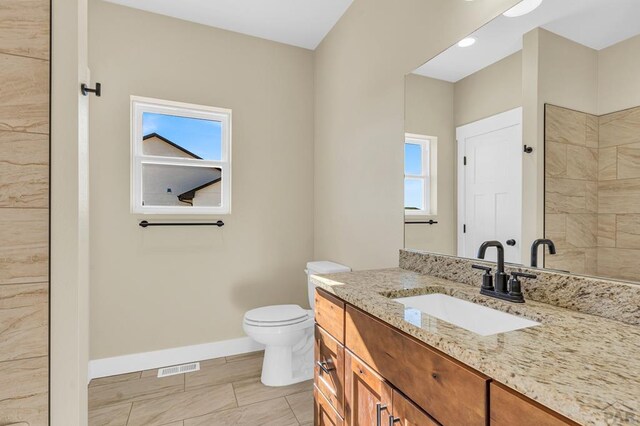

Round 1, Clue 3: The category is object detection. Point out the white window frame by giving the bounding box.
[404,133,433,216]
[131,96,232,215]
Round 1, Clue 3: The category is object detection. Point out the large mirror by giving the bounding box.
[404,0,640,283]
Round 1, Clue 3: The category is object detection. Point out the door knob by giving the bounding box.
[506,239,516,246]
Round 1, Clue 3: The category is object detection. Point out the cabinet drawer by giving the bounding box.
[392,389,439,426]
[315,325,345,416]
[345,305,488,426]
[315,385,345,426]
[315,288,345,342]
[490,382,578,426]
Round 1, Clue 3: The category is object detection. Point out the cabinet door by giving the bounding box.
[315,325,345,416]
[391,389,439,426]
[315,386,345,426]
[345,350,392,426]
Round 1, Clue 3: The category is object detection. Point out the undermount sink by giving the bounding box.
[393,294,540,336]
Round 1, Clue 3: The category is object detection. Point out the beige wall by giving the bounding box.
[51,0,90,424]
[404,74,455,254]
[314,0,521,270]
[454,51,523,126]
[88,0,314,359]
[598,34,640,115]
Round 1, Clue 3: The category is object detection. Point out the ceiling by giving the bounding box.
[102,0,353,50]
[414,0,640,82]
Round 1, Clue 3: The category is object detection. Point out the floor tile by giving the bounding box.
[89,371,142,388]
[184,397,298,426]
[233,377,313,406]
[286,390,313,424]
[186,355,262,390]
[89,374,184,410]
[88,402,131,426]
[127,383,236,426]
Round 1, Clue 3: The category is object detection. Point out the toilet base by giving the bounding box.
[260,333,314,387]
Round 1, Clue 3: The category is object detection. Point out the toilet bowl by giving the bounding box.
[243,261,350,387]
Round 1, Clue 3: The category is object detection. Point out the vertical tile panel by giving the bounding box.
[0,0,50,60]
[0,208,48,284]
[0,282,48,362]
[0,130,49,208]
[0,53,49,134]
[0,356,48,426]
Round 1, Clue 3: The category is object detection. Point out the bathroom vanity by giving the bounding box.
[311,251,640,426]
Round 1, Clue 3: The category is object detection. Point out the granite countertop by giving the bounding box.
[312,268,640,426]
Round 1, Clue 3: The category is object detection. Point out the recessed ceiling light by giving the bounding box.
[503,0,543,17]
[458,37,476,48]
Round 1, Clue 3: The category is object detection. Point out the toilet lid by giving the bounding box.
[244,304,309,324]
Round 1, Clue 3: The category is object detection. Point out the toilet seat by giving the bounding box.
[244,304,311,327]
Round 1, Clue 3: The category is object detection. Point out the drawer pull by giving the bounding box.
[376,403,388,426]
[389,416,401,426]
[317,360,335,374]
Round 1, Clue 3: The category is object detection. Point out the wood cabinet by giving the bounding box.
[315,325,345,416]
[315,386,344,426]
[345,305,488,426]
[490,382,578,426]
[344,350,393,426]
[315,288,346,342]
[314,290,575,426]
[391,389,439,426]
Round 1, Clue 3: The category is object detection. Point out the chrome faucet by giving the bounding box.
[530,239,556,267]
[474,240,536,303]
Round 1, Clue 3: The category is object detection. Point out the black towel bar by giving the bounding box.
[404,220,438,225]
[139,220,224,228]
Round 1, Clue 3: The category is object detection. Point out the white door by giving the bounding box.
[457,108,522,263]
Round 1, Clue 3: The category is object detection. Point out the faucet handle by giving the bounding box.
[472,264,491,273]
[507,271,537,302]
[512,271,537,280]
[472,264,494,291]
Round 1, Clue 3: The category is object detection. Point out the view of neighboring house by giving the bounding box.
[142,133,222,207]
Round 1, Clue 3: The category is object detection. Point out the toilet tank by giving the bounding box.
[306,261,351,310]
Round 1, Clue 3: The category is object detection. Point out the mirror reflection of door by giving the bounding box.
[457,108,523,264]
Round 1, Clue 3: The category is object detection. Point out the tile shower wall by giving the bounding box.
[545,104,599,275]
[0,0,50,425]
[597,106,640,281]
[545,104,640,282]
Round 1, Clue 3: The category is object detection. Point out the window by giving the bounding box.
[404,134,433,215]
[131,96,231,214]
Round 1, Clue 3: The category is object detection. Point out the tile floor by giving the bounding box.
[88,351,313,426]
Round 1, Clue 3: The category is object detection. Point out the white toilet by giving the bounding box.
[243,261,351,387]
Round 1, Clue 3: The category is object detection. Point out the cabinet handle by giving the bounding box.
[376,403,388,426]
[389,416,401,426]
[316,360,335,374]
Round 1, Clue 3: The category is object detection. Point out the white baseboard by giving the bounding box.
[88,336,264,382]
